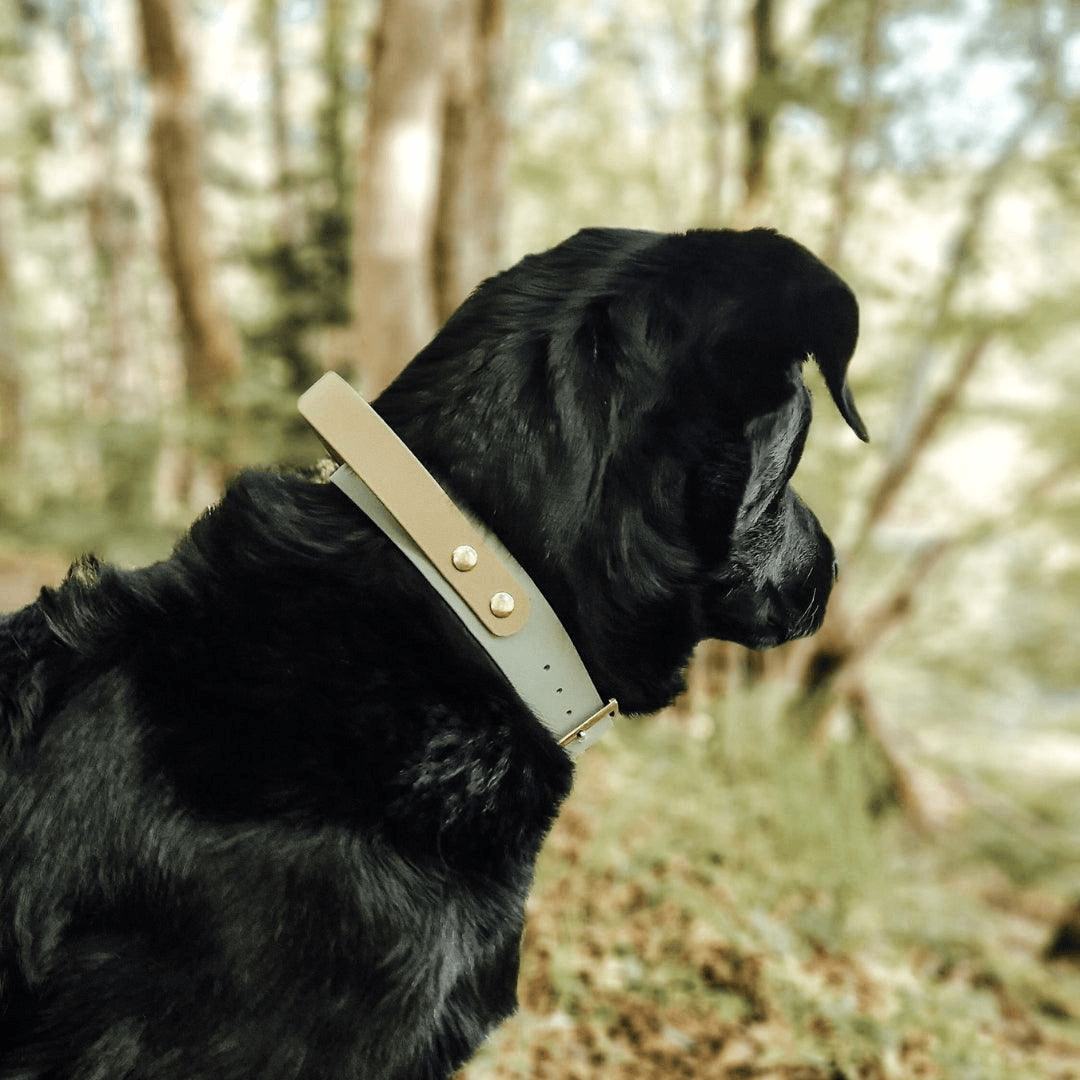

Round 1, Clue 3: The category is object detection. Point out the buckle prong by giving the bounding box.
[558,699,619,748]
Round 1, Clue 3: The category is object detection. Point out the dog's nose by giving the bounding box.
[831,557,840,582]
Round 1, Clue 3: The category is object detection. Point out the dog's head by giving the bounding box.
[376,228,867,713]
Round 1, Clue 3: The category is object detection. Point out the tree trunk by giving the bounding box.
[67,12,136,409]
[740,0,779,215]
[823,0,885,267]
[138,0,243,416]
[352,0,451,397]
[352,0,507,397]
[700,0,728,225]
[432,0,507,323]
[887,109,1043,468]
[261,0,300,248]
[321,0,350,225]
[0,177,20,470]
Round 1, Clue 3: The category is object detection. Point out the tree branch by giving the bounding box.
[852,331,993,554]
[822,0,886,267]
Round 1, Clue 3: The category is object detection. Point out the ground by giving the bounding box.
[458,703,1080,1080]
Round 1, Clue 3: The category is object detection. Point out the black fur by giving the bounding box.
[0,227,863,1078]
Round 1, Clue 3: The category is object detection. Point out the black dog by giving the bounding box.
[0,228,866,1079]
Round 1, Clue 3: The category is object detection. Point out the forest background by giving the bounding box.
[1,0,1079,1075]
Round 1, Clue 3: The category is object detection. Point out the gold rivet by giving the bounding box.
[489,592,515,618]
[451,544,478,572]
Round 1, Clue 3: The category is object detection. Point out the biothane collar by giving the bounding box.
[298,373,619,756]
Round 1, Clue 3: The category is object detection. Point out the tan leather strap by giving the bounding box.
[299,373,529,637]
[298,372,619,755]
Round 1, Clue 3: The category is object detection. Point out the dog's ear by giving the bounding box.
[794,273,869,442]
[671,228,869,443]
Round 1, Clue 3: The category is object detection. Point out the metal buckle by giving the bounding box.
[558,699,619,748]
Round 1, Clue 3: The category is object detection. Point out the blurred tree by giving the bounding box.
[65,11,138,405]
[0,4,35,492]
[353,0,507,396]
[740,0,779,216]
[0,177,19,473]
[261,0,298,248]
[820,0,886,266]
[243,0,355,398]
[353,0,451,396]
[320,0,351,231]
[432,0,508,324]
[137,0,243,417]
[700,0,730,225]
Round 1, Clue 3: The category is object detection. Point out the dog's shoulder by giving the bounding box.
[30,469,575,866]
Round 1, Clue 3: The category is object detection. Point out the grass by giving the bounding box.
[458,684,1080,1079]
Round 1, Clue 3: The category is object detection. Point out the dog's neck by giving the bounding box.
[299,373,618,756]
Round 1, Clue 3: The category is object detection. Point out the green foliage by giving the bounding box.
[243,209,352,393]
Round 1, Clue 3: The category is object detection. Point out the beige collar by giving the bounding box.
[298,373,618,755]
